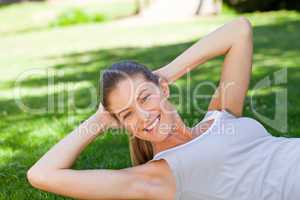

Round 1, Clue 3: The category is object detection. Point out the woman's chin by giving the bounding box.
[151,129,171,142]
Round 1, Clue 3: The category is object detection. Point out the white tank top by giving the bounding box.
[150,110,300,200]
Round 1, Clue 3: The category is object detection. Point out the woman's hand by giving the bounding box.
[95,103,120,130]
[153,67,172,84]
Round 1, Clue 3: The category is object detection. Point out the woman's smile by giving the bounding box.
[143,114,161,133]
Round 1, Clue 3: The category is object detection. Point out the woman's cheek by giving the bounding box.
[150,95,162,108]
[123,120,136,133]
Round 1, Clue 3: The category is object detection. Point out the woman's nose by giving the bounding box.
[136,108,150,122]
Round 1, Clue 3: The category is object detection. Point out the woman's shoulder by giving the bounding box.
[208,109,271,139]
[205,108,238,120]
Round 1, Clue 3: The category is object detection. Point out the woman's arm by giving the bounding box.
[27,108,158,200]
[155,17,253,116]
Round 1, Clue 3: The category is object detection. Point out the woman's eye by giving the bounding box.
[141,95,150,103]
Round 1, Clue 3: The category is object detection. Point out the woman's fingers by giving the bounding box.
[96,103,121,129]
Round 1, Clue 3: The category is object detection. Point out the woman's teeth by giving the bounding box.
[145,116,160,132]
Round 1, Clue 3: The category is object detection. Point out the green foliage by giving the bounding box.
[221,3,238,15]
[224,0,300,12]
[0,0,135,35]
[50,8,106,27]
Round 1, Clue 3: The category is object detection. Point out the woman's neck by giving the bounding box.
[151,119,214,156]
[152,128,192,155]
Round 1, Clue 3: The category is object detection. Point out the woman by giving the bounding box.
[27,17,300,200]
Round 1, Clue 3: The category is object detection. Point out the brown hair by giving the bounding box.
[100,60,159,166]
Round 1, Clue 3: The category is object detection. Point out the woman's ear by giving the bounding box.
[159,77,170,98]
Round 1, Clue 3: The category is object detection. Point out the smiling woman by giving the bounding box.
[100,61,193,166]
[27,17,300,200]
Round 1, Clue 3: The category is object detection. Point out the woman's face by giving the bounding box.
[107,74,179,142]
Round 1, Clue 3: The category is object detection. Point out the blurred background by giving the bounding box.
[0,0,299,199]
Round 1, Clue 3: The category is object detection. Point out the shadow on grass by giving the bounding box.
[0,18,300,199]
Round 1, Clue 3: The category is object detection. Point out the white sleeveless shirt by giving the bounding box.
[150,110,300,200]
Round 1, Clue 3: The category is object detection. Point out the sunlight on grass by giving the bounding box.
[0,0,135,35]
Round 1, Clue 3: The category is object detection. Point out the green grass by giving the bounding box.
[0,0,135,35]
[0,2,300,199]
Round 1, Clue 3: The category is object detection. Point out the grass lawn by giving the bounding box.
[0,1,300,199]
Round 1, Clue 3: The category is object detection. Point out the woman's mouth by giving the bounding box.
[144,115,161,133]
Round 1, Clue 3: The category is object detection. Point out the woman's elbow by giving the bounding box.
[237,17,252,38]
[27,167,49,189]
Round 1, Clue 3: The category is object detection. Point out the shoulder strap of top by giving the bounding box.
[201,110,220,122]
[204,109,237,122]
